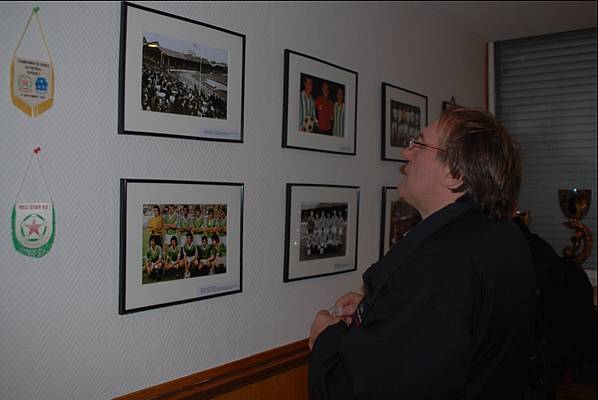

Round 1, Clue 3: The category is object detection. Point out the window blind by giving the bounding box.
[494,28,597,282]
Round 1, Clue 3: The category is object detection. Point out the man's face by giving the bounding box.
[322,83,329,98]
[187,237,192,245]
[305,79,313,95]
[398,121,448,215]
[337,89,344,103]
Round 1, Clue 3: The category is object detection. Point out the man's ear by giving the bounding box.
[441,165,462,189]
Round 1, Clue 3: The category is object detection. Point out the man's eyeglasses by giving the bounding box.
[407,138,446,153]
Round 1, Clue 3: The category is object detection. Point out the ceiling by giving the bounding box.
[421,1,597,42]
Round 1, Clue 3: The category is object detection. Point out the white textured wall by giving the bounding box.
[0,2,484,398]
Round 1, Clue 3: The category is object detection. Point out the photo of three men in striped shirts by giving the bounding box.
[299,73,345,137]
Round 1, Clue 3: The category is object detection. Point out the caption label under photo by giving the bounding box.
[198,282,239,296]
[200,128,240,139]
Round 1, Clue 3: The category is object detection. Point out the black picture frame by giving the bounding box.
[282,49,358,155]
[118,2,245,142]
[119,178,243,314]
[284,183,359,282]
[380,186,421,258]
[381,82,428,162]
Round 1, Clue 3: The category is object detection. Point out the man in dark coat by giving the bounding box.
[308,108,536,399]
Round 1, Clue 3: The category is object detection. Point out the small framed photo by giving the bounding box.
[119,2,245,142]
[381,82,428,162]
[282,49,358,155]
[442,96,460,112]
[380,186,421,258]
[284,184,359,282]
[119,179,243,314]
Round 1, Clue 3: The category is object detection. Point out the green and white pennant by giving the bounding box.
[12,146,55,258]
[12,203,55,258]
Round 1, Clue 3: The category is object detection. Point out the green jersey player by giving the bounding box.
[145,235,163,280]
[182,233,198,278]
[165,236,182,278]
[198,235,212,276]
[209,234,227,274]
[163,205,178,246]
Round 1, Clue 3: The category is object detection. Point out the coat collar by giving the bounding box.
[363,200,476,305]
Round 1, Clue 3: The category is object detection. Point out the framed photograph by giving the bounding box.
[119,179,243,314]
[118,2,245,142]
[282,49,358,155]
[380,186,421,258]
[284,184,359,282]
[381,82,428,162]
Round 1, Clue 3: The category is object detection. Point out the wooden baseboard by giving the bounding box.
[114,339,310,400]
[556,371,597,400]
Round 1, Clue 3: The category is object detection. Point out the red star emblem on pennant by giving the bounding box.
[25,218,42,236]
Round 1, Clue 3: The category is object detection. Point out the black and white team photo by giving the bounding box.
[390,100,421,148]
[299,202,348,262]
[141,31,228,119]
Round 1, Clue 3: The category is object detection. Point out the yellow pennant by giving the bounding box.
[11,7,54,117]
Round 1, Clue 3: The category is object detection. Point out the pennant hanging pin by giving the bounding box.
[10,6,55,117]
[12,147,56,258]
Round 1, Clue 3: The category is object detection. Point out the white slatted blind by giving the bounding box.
[494,28,597,280]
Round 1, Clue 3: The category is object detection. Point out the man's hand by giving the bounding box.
[335,292,363,326]
[308,310,341,351]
